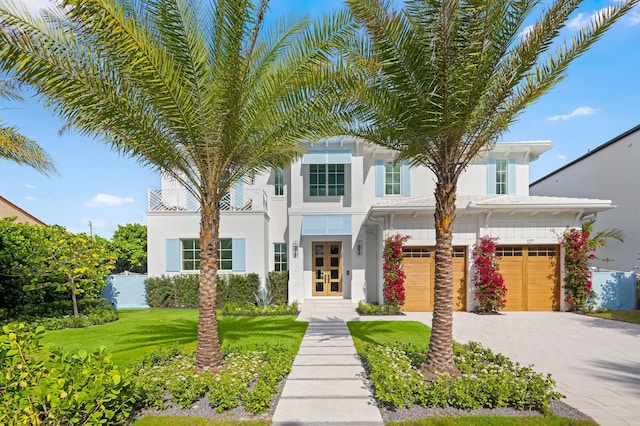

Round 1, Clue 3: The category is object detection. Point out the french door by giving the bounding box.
[312,242,342,296]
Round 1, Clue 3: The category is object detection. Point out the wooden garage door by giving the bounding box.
[496,245,560,311]
[402,247,467,312]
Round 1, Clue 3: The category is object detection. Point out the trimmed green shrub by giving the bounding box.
[145,273,261,308]
[267,271,289,304]
[0,323,136,425]
[145,274,199,308]
[134,344,295,414]
[218,301,299,316]
[360,341,562,412]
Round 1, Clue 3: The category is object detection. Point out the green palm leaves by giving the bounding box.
[345,0,638,376]
[0,79,56,175]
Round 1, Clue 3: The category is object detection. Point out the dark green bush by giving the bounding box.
[0,323,136,425]
[267,271,289,304]
[145,273,261,308]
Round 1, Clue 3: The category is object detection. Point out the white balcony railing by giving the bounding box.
[148,188,268,213]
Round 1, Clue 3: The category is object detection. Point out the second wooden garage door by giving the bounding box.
[402,247,467,312]
[496,245,560,311]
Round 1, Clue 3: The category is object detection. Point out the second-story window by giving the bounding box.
[495,159,507,194]
[385,162,401,195]
[274,167,284,196]
[309,164,345,196]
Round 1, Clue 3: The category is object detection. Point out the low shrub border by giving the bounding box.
[1,299,118,331]
[217,301,299,316]
[360,341,562,412]
[357,301,405,316]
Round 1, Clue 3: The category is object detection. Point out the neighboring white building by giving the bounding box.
[531,124,640,272]
[147,138,614,311]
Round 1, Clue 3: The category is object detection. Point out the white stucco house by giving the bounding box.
[147,137,614,312]
[530,124,639,272]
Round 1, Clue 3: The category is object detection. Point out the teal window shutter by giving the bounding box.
[401,160,411,197]
[507,158,517,195]
[375,160,384,197]
[232,238,246,272]
[166,239,180,272]
[487,158,496,195]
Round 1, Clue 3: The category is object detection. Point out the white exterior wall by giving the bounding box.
[147,211,269,280]
[531,130,640,271]
[147,138,607,310]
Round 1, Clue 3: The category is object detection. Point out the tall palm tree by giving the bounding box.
[0,79,55,175]
[344,0,638,377]
[0,0,355,371]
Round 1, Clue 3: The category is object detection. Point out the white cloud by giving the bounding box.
[25,195,36,201]
[629,10,640,26]
[547,106,599,122]
[519,25,535,39]
[557,154,567,160]
[84,193,134,208]
[567,7,615,30]
[24,183,36,189]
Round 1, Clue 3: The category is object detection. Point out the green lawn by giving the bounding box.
[388,417,597,426]
[41,309,307,366]
[348,320,432,351]
[589,310,640,325]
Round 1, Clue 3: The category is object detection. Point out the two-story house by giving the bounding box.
[147,137,613,312]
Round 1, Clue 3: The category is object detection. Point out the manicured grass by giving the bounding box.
[40,309,307,367]
[589,310,640,325]
[388,417,597,426]
[133,417,269,426]
[347,320,432,351]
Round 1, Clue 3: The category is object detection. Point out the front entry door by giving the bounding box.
[312,242,342,296]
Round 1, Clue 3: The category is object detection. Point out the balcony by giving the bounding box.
[148,188,268,213]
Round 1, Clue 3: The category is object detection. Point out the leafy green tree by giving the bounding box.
[0,0,353,370]
[0,79,56,175]
[23,227,115,317]
[344,0,637,377]
[110,223,147,274]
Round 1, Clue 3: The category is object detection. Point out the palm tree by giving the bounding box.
[344,0,638,377]
[581,219,623,251]
[0,0,355,371]
[0,79,55,175]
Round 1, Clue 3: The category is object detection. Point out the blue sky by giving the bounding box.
[0,0,638,238]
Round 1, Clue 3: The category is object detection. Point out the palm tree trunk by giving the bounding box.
[420,176,461,379]
[195,194,224,372]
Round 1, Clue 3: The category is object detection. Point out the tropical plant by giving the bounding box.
[0,79,56,175]
[561,219,623,312]
[382,233,409,313]
[0,0,354,371]
[472,235,507,313]
[344,0,638,377]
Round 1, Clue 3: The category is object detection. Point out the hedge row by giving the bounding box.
[145,273,289,308]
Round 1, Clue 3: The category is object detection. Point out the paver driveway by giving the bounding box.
[447,312,640,426]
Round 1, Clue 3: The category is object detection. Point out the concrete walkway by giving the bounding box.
[272,318,383,425]
[277,304,640,425]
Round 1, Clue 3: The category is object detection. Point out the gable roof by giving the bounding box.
[530,123,640,186]
[0,195,47,226]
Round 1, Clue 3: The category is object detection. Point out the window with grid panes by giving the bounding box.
[309,164,344,196]
[274,243,288,271]
[274,168,284,196]
[385,161,401,195]
[495,159,507,194]
[181,238,233,271]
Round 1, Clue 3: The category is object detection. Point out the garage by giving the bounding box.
[402,247,467,312]
[496,245,560,311]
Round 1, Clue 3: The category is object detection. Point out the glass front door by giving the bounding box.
[312,242,342,296]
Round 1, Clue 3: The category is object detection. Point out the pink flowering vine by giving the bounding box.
[561,227,596,312]
[383,233,409,313]
[472,235,507,313]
